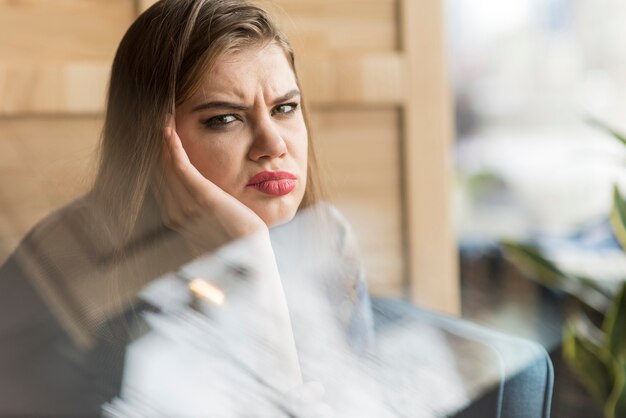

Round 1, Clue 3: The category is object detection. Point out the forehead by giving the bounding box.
[197,43,297,100]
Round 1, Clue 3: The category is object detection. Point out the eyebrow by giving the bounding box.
[272,89,301,105]
[191,89,301,112]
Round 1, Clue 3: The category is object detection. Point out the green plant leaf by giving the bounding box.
[563,321,613,406]
[501,241,611,311]
[604,359,626,418]
[603,283,626,358]
[501,241,569,288]
[610,186,626,251]
[588,118,626,148]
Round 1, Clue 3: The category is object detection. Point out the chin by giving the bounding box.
[249,196,302,228]
[258,206,298,227]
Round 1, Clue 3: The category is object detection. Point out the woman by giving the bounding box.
[0,0,373,415]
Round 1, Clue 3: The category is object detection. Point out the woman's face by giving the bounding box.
[175,43,308,226]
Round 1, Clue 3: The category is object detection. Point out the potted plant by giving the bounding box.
[502,122,626,418]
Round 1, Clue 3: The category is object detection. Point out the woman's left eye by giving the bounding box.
[272,103,298,115]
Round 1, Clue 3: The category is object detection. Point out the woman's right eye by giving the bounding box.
[202,114,240,129]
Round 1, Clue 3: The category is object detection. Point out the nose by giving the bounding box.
[247,114,288,161]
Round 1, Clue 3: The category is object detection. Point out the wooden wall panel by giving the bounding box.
[140,0,397,52]
[0,0,132,115]
[0,55,405,115]
[0,0,134,62]
[400,0,459,313]
[0,0,459,310]
[257,0,397,53]
[0,63,110,114]
[297,53,405,106]
[311,109,404,296]
[0,117,101,261]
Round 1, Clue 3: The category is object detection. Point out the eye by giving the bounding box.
[202,114,240,129]
[272,102,299,116]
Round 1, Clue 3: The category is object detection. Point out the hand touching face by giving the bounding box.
[174,44,308,227]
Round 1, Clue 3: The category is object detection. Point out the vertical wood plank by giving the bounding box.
[311,109,405,296]
[0,117,101,262]
[0,0,461,303]
[400,0,460,314]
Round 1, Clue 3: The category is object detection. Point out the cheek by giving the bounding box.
[177,132,242,190]
[195,147,242,190]
[291,124,309,166]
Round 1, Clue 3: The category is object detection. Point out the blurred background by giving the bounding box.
[449,1,626,417]
[2,0,626,416]
[451,0,626,246]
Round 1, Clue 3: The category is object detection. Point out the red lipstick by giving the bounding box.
[246,171,297,196]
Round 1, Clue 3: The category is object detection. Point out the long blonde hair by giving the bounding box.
[91,0,322,246]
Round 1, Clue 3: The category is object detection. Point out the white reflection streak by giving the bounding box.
[189,279,225,305]
[103,204,474,417]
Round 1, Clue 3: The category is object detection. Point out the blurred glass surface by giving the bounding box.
[449,0,626,238]
[449,3,626,417]
[0,201,553,417]
[0,1,558,415]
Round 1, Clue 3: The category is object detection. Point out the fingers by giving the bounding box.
[157,114,267,242]
[155,115,204,228]
[164,114,191,167]
[163,115,221,206]
[154,173,189,229]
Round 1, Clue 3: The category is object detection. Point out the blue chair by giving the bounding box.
[372,298,554,418]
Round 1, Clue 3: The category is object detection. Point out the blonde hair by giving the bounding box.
[91,0,322,246]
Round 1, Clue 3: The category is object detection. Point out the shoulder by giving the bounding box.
[17,195,111,264]
[4,193,191,348]
[316,202,352,245]
[291,201,358,254]
[2,195,110,346]
[292,202,366,293]
[4,194,104,287]
[305,203,375,350]
[0,196,127,414]
[14,193,114,287]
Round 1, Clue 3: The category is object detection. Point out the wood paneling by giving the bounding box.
[256,0,398,53]
[0,63,110,114]
[141,0,398,53]
[0,55,403,115]
[0,117,101,261]
[400,0,459,314]
[0,0,132,115]
[137,0,157,12]
[0,0,134,62]
[0,0,459,309]
[311,109,404,296]
[298,53,405,106]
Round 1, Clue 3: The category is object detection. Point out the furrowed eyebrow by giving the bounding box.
[271,89,301,106]
[192,101,249,112]
[191,89,301,112]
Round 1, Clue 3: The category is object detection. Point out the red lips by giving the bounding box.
[246,171,297,196]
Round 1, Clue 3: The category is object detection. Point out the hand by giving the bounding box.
[151,117,303,390]
[153,115,267,254]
